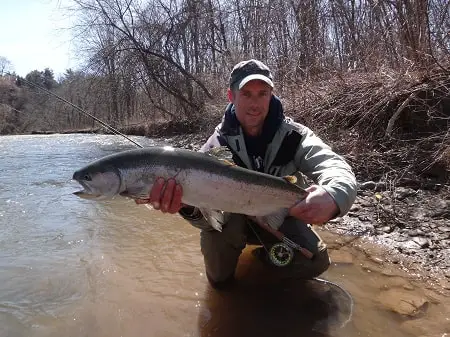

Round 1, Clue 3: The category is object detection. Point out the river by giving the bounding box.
[0,134,448,337]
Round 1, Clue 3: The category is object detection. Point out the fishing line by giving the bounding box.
[312,277,354,331]
[14,75,144,148]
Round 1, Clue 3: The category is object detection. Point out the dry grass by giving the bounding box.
[282,65,450,184]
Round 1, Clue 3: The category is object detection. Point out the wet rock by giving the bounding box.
[430,209,450,219]
[357,214,371,222]
[358,198,374,207]
[329,250,354,265]
[379,196,392,205]
[395,235,408,242]
[394,187,417,200]
[382,226,392,233]
[408,229,419,236]
[377,289,429,317]
[423,289,442,304]
[439,279,450,290]
[416,229,425,235]
[362,263,384,274]
[401,320,442,337]
[391,257,400,264]
[380,266,406,277]
[375,182,387,191]
[359,181,376,190]
[368,256,384,265]
[403,283,415,290]
[380,277,413,290]
[412,237,430,248]
[349,204,360,212]
[399,240,421,251]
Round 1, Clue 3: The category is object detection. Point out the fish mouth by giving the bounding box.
[73,190,103,199]
[72,180,102,199]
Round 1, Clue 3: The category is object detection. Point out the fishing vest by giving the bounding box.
[202,117,310,187]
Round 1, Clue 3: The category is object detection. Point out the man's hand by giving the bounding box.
[289,185,339,224]
[135,177,183,214]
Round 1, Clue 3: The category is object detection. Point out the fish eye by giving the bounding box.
[83,174,92,181]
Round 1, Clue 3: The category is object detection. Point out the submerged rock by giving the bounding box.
[394,187,417,200]
[329,250,354,265]
[359,181,377,190]
[377,289,429,317]
[412,237,430,248]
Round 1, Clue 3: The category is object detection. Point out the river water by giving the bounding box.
[0,134,448,337]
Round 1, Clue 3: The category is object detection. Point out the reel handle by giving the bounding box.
[252,217,314,260]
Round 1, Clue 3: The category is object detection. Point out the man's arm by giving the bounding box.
[293,125,357,218]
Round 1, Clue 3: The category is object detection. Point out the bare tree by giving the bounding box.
[0,56,13,76]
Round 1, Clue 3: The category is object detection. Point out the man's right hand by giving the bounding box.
[135,177,183,214]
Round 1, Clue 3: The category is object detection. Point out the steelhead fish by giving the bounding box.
[72,146,308,231]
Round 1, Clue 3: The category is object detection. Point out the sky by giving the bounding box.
[0,0,78,78]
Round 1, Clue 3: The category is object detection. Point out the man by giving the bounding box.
[140,59,357,289]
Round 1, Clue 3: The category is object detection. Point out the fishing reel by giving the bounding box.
[268,242,294,267]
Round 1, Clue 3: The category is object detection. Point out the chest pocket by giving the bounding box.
[217,135,247,168]
[268,130,303,176]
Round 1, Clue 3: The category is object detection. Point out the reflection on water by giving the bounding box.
[197,250,354,337]
[0,134,448,337]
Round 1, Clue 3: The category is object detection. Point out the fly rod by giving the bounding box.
[15,75,144,148]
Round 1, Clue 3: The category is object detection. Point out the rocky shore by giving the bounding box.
[327,184,449,288]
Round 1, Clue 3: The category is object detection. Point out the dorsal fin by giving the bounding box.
[282,175,297,184]
[221,159,236,166]
[206,146,234,162]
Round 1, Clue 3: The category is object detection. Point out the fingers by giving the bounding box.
[135,198,151,205]
[288,185,315,218]
[288,199,309,219]
[168,184,183,214]
[305,185,318,193]
[143,177,183,214]
[288,185,338,224]
[160,178,176,213]
[291,200,330,224]
[149,177,165,209]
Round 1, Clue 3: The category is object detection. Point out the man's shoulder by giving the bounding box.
[279,116,309,135]
[199,124,224,152]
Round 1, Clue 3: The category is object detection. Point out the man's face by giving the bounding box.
[228,80,272,136]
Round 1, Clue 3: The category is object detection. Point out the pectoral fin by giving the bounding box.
[199,208,226,232]
[263,208,289,230]
[119,187,149,200]
[206,146,234,161]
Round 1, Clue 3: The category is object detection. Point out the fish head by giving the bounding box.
[72,163,122,200]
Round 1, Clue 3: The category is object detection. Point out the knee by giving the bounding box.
[200,214,248,250]
[310,247,331,278]
[289,246,331,280]
[199,226,247,284]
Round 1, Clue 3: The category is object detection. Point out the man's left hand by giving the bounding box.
[288,185,339,225]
